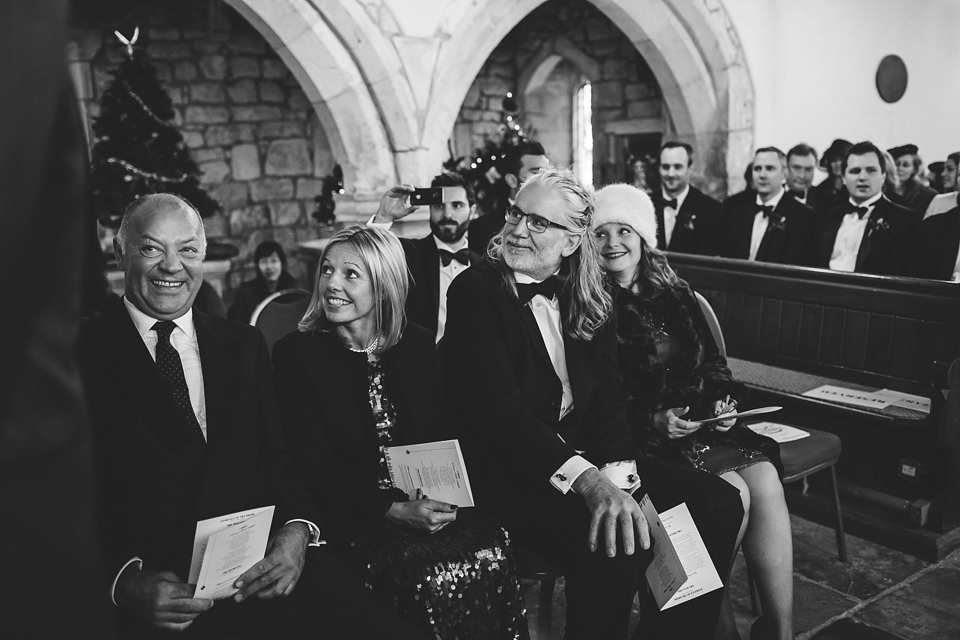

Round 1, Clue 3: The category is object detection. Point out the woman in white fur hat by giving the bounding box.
[593,183,794,640]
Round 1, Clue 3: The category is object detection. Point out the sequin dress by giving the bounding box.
[346,356,529,640]
[615,282,782,476]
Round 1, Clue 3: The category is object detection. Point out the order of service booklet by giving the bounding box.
[384,439,475,507]
[188,505,275,600]
[641,496,724,610]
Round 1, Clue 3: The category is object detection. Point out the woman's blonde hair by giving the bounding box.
[487,167,612,341]
[298,225,408,352]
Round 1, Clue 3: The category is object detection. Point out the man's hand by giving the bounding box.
[115,567,213,631]
[232,522,308,603]
[573,468,649,557]
[653,406,702,439]
[385,489,458,533]
[373,185,417,223]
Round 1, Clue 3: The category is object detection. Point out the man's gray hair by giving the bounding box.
[115,193,207,250]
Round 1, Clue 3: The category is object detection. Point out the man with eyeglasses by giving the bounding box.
[370,171,483,343]
[442,168,743,639]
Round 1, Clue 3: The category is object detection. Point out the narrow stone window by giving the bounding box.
[573,81,593,187]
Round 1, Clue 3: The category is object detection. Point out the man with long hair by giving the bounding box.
[442,168,744,639]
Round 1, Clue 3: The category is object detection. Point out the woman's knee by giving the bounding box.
[741,462,786,506]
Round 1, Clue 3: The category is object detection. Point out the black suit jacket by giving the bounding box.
[441,262,637,501]
[77,305,318,580]
[721,192,817,265]
[910,206,960,280]
[812,196,919,277]
[401,234,482,338]
[653,186,724,255]
[789,187,836,213]
[272,324,443,538]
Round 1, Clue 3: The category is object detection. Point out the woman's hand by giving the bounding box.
[710,396,738,432]
[653,406,702,439]
[385,489,458,533]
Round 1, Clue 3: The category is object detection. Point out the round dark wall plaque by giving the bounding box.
[876,55,908,103]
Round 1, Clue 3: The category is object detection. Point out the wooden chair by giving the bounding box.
[695,291,847,614]
[250,288,311,354]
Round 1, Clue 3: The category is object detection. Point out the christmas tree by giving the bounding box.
[444,92,537,216]
[90,30,218,227]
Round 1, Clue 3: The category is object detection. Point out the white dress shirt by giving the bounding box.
[511,271,641,496]
[661,185,690,247]
[829,192,883,272]
[366,216,470,342]
[434,235,469,342]
[750,187,786,261]
[123,297,207,440]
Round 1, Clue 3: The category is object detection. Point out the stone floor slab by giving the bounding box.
[855,567,960,640]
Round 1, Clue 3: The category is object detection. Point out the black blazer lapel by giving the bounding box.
[516,298,554,371]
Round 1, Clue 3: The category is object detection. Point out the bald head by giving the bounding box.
[114,193,207,320]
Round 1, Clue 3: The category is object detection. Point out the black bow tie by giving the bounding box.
[663,198,679,210]
[516,277,562,306]
[439,248,470,267]
[846,204,870,219]
[756,204,775,218]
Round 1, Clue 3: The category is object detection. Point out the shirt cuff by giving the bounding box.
[110,557,142,606]
[365,214,393,230]
[600,460,642,493]
[550,455,598,494]
[284,519,325,546]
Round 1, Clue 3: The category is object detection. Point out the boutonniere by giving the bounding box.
[768,215,787,232]
[681,213,697,231]
[867,217,889,236]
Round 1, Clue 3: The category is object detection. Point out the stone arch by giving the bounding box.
[225,0,419,206]
[425,0,754,194]
[518,36,601,97]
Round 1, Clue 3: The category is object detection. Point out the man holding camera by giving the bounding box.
[370,171,483,342]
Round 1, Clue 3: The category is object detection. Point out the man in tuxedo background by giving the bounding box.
[651,141,724,255]
[721,146,817,265]
[442,168,743,639]
[370,171,483,342]
[786,144,832,212]
[468,140,550,255]
[812,141,918,277]
[78,194,424,639]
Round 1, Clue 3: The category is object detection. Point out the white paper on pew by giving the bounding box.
[188,505,275,585]
[657,503,724,610]
[194,506,274,600]
[872,389,932,415]
[641,494,686,610]
[746,422,811,443]
[802,385,892,410]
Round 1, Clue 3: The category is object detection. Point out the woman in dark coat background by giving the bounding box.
[227,240,297,323]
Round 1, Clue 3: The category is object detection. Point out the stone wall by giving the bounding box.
[68,0,337,299]
[454,0,665,185]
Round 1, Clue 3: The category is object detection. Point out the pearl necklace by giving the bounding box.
[347,335,381,354]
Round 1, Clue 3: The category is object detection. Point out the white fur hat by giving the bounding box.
[592,183,658,248]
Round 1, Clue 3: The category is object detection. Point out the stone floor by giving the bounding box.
[522,514,960,639]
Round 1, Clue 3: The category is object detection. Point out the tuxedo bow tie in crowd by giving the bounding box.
[517,277,562,305]
[756,204,775,218]
[439,248,470,267]
[846,204,870,219]
[663,198,679,210]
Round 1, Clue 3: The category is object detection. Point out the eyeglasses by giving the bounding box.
[505,205,573,233]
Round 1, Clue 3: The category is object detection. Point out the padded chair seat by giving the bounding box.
[777,427,842,483]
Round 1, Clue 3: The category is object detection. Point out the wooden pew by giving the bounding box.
[669,253,960,558]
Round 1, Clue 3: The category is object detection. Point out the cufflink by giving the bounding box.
[627,474,637,483]
[555,473,567,481]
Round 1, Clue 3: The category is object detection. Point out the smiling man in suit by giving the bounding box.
[370,171,482,342]
[812,141,918,276]
[442,168,743,639]
[78,193,424,639]
[652,141,724,255]
[722,146,817,265]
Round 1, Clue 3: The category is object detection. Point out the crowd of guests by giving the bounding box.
[642,139,959,282]
[77,135,960,640]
